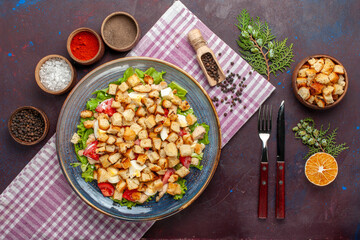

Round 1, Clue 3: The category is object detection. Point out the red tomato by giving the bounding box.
[180,156,191,168]
[163,108,169,117]
[123,189,139,202]
[98,182,115,197]
[179,129,187,137]
[162,169,175,184]
[83,141,99,160]
[95,98,116,116]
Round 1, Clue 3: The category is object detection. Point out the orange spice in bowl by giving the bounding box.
[67,27,105,65]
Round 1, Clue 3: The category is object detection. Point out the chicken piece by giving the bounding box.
[167,183,182,195]
[192,126,206,140]
[179,144,193,156]
[133,84,152,93]
[186,114,197,126]
[176,166,190,178]
[71,133,81,144]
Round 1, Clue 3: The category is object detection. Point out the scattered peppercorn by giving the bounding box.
[10,109,45,142]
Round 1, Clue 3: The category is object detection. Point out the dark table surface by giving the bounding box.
[1,0,360,238]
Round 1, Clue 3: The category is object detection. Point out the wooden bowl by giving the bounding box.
[101,12,140,52]
[292,54,348,110]
[35,54,76,95]
[8,106,50,145]
[67,27,105,65]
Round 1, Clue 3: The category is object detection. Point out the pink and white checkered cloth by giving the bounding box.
[0,1,274,239]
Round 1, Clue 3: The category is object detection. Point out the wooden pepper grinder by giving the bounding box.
[188,29,225,86]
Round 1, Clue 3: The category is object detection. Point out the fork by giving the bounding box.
[257,104,272,219]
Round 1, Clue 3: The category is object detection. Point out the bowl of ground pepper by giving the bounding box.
[8,106,49,145]
[101,12,140,52]
[67,27,105,65]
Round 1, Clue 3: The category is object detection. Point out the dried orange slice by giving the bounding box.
[305,152,338,186]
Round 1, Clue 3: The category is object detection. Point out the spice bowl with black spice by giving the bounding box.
[67,27,105,65]
[101,12,140,52]
[35,54,76,95]
[8,106,49,145]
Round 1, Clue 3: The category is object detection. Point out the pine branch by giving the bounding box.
[269,39,294,75]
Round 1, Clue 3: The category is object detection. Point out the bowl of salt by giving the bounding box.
[35,54,76,95]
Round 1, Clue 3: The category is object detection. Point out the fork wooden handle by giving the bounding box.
[258,162,268,219]
[276,161,285,219]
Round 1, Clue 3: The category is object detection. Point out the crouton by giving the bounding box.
[80,110,93,119]
[136,130,147,140]
[183,134,193,145]
[137,154,148,165]
[137,117,147,129]
[321,58,335,75]
[307,95,315,104]
[108,153,121,164]
[149,132,159,139]
[168,174,179,183]
[156,105,165,115]
[124,127,136,141]
[167,183,182,195]
[140,139,152,148]
[148,163,162,172]
[135,107,146,117]
[130,123,142,135]
[139,172,155,182]
[305,69,317,82]
[108,84,118,95]
[168,157,180,168]
[171,95,182,106]
[142,97,155,108]
[315,96,325,108]
[323,94,334,105]
[298,87,311,101]
[107,125,121,135]
[147,104,157,114]
[322,86,335,96]
[333,65,344,74]
[126,178,140,190]
[83,120,94,129]
[328,72,339,84]
[310,82,324,95]
[96,145,106,154]
[97,133,109,142]
[133,145,144,154]
[70,133,81,146]
[105,145,116,153]
[116,179,127,193]
[313,58,324,72]
[308,58,317,66]
[145,115,156,129]
[133,84,152,93]
[155,114,165,124]
[98,168,111,183]
[338,75,346,87]
[186,114,197,126]
[116,127,125,138]
[111,112,123,127]
[111,101,121,109]
[98,118,110,130]
[127,74,141,88]
[333,84,344,95]
[118,169,130,179]
[300,64,310,70]
[192,126,206,140]
[158,157,168,169]
[162,100,172,109]
[86,134,96,145]
[180,145,193,156]
[170,121,180,133]
[194,143,205,155]
[297,68,307,78]
[148,151,160,163]
[121,157,131,169]
[165,142,178,157]
[152,138,162,150]
[99,154,111,168]
[154,124,164,133]
[167,132,179,142]
[175,137,184,148]
[149,90,160,98]
[176,166,190,178]
[296,78,307,88]
[163,117,171,127]
[118,82,129,92]
[122,109,135,122]
[124,149,135,160]
[144,74,154,84]
[179,100,190,111]
[125,103,136,111]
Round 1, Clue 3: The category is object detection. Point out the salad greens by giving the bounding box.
[73,67,211,207]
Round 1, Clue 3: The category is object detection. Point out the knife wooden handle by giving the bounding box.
[276,161,285,219]
[258,162,268,219]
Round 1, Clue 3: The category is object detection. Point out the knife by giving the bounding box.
[276,100,285,219]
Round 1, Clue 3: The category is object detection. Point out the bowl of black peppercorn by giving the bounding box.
[8,106,49,145]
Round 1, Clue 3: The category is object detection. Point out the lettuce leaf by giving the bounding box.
[86,90,112,111]
[145,67,166,84]
[177,108,194,117]
[168,82,187,100]
[111,67,134,85]
[111,197,138,209]
[189,123,210,145]
[81,164,95,182]
[174,178,187,200]
[135,68,145,79]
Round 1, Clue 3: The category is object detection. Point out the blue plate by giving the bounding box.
[56,57,221,221]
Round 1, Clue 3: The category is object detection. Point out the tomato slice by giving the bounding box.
[98,182,115,197]
[95,98,116,116]
[180,156,191,168]
[162,168,175,184]
[163,108,169,117]
[123,189,139,202]
[179,129,187,137]
[83,141,99,160]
